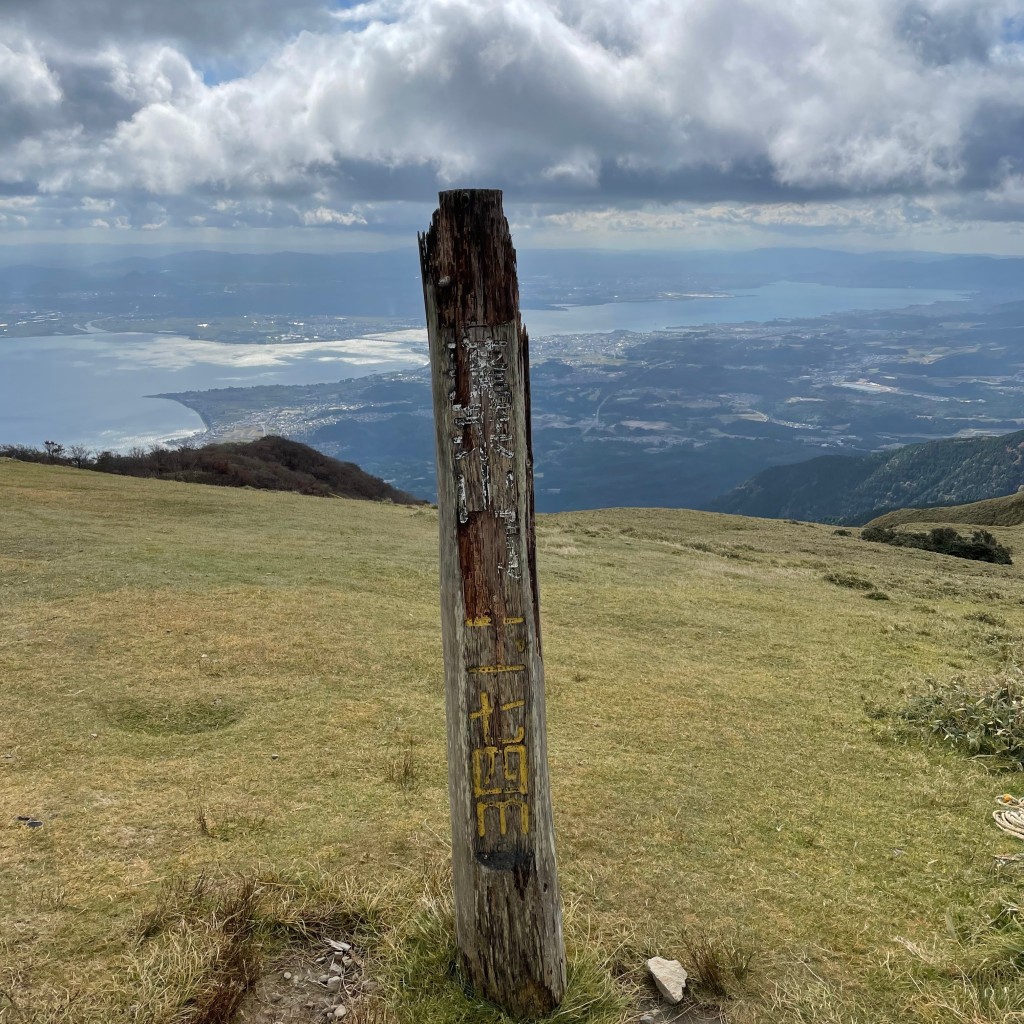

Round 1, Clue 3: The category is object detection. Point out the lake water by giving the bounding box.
[521,281,966,336]
[0,282,965,450]
[0,331,430,450]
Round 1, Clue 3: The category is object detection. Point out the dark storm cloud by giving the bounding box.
[587,160,862,205]
[2,0,1023,233]
[896,2,998,65]
[47,59,142,133]
[958,100,1024,189]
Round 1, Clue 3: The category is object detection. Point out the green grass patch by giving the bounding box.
[106,697,244,736]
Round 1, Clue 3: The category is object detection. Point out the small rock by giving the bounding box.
[333,1007,348,1019]
[326,939,352,952]
[341,956,353,966]
[326,976,342,992]
[282,972,292,980]
[25,819,43,829]
[647,956,688,1004]
[270,754,279,760]
[640,1015,657,1024]
[329,962,344,974]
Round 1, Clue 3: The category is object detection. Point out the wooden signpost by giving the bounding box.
[419,190,567,1016]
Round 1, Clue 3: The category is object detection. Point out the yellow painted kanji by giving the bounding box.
[472,743,528,798]
[468,692,526,745]
[476,797,529,838]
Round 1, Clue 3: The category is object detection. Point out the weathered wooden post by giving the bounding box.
[419,190,567,1016]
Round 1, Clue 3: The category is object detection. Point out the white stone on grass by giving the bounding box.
[646,956,688,1004]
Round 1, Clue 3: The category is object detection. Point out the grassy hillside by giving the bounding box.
[714,428,1024,524]
[868,489,1024,530]
[4,463,1024,1023]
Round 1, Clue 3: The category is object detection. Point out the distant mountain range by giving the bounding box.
[2,246,1024,318]
[714,429,1024,525]
[0,251,428,318]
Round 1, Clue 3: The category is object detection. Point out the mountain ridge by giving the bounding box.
[713,428,1024,524]
[865,488,1024,530]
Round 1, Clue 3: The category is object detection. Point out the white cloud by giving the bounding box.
[299,206,368,226]
[1,0,1023,242]
[0,196,38,210]
[107,46,203,107]
[0,40,61,103]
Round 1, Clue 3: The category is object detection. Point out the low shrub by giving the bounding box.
[862,525,1012,565]
[900,671,1024,768]
[0,436,424,504]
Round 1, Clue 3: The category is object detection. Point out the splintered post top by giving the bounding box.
[418,189,522,334]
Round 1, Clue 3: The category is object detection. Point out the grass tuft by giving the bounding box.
[899,671,1024,768]
[122,876,263,1024]
[680,930,758,1001]
[384,742,420,791]
[682,933,731,999]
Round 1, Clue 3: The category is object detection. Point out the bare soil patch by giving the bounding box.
[235,938,381,1024]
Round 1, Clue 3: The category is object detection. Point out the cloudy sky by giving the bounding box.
[2,0,1024,251]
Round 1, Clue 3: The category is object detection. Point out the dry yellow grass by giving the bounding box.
[3,462,1024,1022]
[867,490,1024,529]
